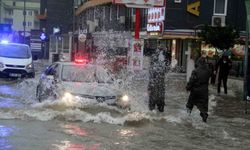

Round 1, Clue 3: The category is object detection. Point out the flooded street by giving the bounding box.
[1,71,250,150]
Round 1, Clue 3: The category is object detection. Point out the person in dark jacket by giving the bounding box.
[215,55,232,94]
[186,56,212,122]
[148,48,166,112]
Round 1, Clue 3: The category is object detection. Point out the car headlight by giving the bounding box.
[26,63,33,69]
[63,92,73,100]
[62,92,77,106]
[0,62,4,68]
[121,95,129,102]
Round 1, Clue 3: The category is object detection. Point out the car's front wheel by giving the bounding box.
[36,85,43,102]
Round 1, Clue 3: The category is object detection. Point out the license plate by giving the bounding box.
[9,73,21,77]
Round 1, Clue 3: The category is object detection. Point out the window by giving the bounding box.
[109,6,112,21]
[34,10,39,15]
[13,2,16,6]
[0,45,30,59]
[28,22,32,26]
[28,11,32,16]
[117,5,119,20]
[141,9,148,30]
[214,0,228,15]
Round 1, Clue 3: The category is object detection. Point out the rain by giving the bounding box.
[0,0,250,150]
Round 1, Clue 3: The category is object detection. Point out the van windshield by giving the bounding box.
[0,44,31,58]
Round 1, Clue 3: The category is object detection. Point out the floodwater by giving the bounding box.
[0,71,250,150]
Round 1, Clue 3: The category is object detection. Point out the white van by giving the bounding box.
[0,42,35,78]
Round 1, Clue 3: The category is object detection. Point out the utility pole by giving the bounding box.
[244,22,249,114]
[0,0,2,23]
[73,0,75,35]
[72,0,76,60]
[23,0,26,42]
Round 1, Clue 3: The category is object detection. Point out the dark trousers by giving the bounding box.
[186,91,208,113]
[217,75,228,94]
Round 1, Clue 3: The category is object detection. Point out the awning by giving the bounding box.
[76,0,112,16]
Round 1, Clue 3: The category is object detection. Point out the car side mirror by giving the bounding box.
[47,75,55,81]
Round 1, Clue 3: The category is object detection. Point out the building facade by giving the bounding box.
[39,0,73,36]
[0,0,40,32]
[74,0,246,74]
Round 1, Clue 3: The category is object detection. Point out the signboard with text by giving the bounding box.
[113,0,165,7]
[147,22,163,33]
[148,7,165,23]
[128,39,144,70]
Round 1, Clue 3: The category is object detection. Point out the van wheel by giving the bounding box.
[28,72,35,78]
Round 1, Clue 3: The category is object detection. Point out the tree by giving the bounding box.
[198,25,239,51]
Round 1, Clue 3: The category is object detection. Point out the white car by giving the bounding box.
[36,61,130,108]
[0,42,35,78]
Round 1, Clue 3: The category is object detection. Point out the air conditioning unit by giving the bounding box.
[212,16,226,27]
[174,0,181,3]
[119,16,125,24]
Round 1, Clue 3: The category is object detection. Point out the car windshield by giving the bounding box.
[62,65,113,83]
[62,65,95,82]
[0,44,31,58]
[96,66,114,83]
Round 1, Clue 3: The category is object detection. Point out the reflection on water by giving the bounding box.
[53,141,100,150]
[0,85,19,98]
[118,129,137,137]
[0,125,13,150]
[63,124,88,136]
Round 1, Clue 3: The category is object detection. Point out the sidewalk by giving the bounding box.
[166,72,250,119]
[209,77,250,119]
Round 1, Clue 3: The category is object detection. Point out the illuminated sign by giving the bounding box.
[147,22,163,32]
[187,1,200,16]
[148,7,165,23]
[113,0,165,7]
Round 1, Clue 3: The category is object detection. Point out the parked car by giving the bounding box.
[0,41,35,78]
[36,61,130,108]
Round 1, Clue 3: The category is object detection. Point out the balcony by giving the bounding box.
[36,13,47,20]
[75,0,112,16]
[36,9,47,20]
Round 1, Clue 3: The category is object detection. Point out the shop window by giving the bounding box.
[109,6,112,21]
[142,9,148,30]
[117,5,119,20]
[214,0,228,15]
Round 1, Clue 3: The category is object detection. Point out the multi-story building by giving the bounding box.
[0,0,40,33]
[75,0,246,74]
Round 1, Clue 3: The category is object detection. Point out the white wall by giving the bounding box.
[13,9,38,31]
[1,0,40,32]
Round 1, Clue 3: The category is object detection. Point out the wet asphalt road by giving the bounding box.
[1,71,250,150]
